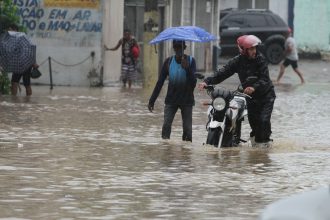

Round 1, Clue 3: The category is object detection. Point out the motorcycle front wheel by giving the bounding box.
[206,127,221,146]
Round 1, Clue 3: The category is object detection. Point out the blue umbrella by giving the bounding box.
[149,26,217,44]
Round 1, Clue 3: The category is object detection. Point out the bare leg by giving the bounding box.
[276,64,286,84]
[128,80,132,89]
[26,85,32,96]
[11,82,19,96]
[293,68,305,84]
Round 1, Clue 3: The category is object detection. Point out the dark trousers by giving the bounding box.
[11,67,32,86]
[247,95,275,143]
[162,104,193,142]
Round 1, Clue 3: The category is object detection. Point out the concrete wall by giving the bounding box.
[269,0,288,23]
[14,0,105,86]
[102,0,124,85]
[294,0,330,52]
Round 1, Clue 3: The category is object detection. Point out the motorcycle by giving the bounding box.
[198,75,257,148]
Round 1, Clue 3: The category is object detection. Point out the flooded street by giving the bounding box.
[1,60,330,219]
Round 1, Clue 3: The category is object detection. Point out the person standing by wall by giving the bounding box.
[148,40,197,142]
[276,29,305,84]
[8,23,39,96]
[104,29,139,88]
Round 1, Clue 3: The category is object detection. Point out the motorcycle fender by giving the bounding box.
[228,100,239,120]
[226,108,238,120]
[207,106,213,117]
[209,120,222,128]
[238,109,248,120]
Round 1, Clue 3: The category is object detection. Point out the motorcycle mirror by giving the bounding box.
[195,73,205,79]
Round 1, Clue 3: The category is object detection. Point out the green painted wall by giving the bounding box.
[295,0,330,52]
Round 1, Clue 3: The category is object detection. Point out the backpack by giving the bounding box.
[166,55,191,73]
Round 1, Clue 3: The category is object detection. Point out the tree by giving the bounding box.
[0,0,20,33]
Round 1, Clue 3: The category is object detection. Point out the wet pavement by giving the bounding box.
[0,59,329,219]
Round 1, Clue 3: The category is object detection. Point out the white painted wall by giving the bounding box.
[269,0,288,24]
[220,0,289,24]
[294,0,330,52]
[220,0,237,9]
[14,0,105,86]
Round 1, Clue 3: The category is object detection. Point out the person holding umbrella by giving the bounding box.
[3,23,38,96]
[148,40,197,142]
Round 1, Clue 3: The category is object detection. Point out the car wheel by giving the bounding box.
[265,43,284,64]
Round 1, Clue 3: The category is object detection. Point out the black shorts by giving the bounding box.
[11,68,32,86]
[283,58,298,69]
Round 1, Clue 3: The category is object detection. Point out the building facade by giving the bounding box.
[12,0,107,86]
[294,0,330,55]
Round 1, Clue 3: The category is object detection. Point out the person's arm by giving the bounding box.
[285,38,295,55]
[285,42,293,54]
[148,58,170,112]
[251,55,272,94]
[286,44,293,53]
[105,39,123,51]
[201,56,237,87]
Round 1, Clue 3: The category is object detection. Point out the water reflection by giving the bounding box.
[0,82,329,219]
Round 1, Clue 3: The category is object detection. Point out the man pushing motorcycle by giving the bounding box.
[198,35,276,147]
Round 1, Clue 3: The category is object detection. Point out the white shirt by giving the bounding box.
[285,36,298,61]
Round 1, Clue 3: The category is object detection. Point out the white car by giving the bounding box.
[259,186,330,220]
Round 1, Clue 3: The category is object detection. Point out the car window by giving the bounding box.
[265,15,277,26]
[272,14,287,26]
[222,15,244,28]
[244,14,267,27]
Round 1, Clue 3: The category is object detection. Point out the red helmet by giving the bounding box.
[237,35,261,55]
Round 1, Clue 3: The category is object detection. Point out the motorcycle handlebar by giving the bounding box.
[233,91,252,99]
[203,84,252,99]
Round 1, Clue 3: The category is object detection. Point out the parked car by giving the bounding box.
[219,9,290,64]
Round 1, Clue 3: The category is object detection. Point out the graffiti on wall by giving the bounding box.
[13,0,102,40]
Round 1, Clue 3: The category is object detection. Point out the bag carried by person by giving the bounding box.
[131,45,140,59]
[30,68,42,79]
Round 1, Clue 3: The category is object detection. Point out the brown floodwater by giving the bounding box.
[0,73,329,219]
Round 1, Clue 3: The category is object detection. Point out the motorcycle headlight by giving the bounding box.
[212,97,226,111]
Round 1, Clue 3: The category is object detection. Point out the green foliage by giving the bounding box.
[0,0,20,33]
[0,70,10,95]
[0,0,20,93]
[0,0,19,21]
